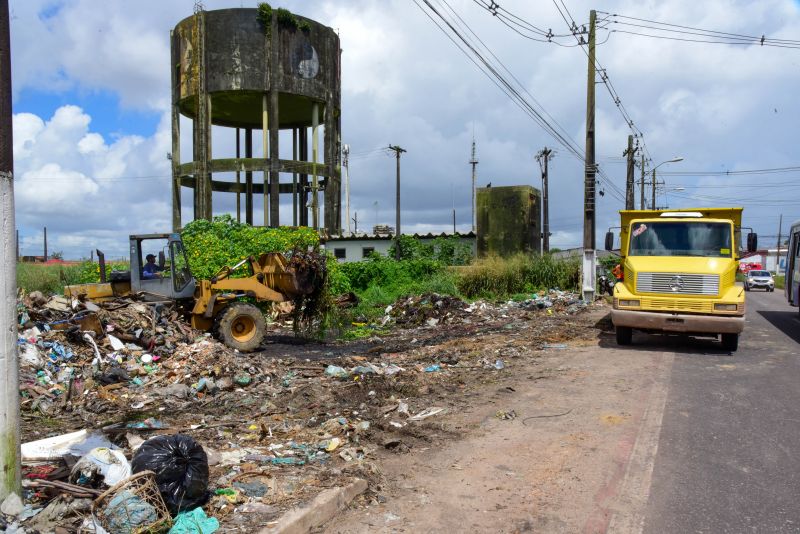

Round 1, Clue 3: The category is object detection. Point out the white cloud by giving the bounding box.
[8,0,800,257]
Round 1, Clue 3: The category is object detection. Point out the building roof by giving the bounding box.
[326,231,476,242]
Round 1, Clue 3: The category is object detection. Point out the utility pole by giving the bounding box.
[15,229,18,261]
[624,135,635,210]
[469,135,478,232]
[0,0,21,500]
[388,145,406,260]
[43,226,47,261]
[343,144,351,235]
[582,9,597,301]
[651,169,656,210]
[776,216,782,270]
[352,212,358,235]
[640,153,645,210]
[536,147,553,253]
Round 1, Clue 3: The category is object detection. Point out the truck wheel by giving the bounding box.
[217,302,266,352]
[616,326,633,346]
[721,333,739,352]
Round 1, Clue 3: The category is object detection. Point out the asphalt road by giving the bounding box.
[643,288,800,533]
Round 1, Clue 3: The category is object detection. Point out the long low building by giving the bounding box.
[325,232,476,262]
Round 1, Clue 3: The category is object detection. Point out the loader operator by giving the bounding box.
[143,254,164,279]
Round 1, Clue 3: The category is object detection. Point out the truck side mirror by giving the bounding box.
[604,231,614,251]
[158,250,166,268]
[747,233,757,253]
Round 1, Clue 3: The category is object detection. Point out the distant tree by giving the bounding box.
[50,251,63,260]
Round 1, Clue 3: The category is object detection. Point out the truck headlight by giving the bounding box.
[619,299,640,307]
[714,303,738,311]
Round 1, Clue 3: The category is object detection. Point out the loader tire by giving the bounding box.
[217,302,266,352]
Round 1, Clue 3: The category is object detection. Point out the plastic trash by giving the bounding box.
[104,489,157,534]
[494,359,505,370]
[131,435,209,515]
[543,343,568,350]
[22,430,114,462]
[423,364,441,373]
[126,418,165,430]
[70,448,131,487]
[19,344,44,369]
[107,335,125,352]
[409,407,446,421]
[351,365,377,375]
[169,507,219,534]
[324,365,350,379]
[383,364,403,376]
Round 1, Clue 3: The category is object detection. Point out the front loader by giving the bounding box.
[65,233,324,351]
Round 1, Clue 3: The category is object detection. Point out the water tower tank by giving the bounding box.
[170,6,341,231]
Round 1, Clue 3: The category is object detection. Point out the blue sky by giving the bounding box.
[8,0,800,258]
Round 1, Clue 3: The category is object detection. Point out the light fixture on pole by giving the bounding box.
[651,157,683,209]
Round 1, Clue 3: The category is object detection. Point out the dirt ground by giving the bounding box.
[322,306,672,534]
[17,293,672,533]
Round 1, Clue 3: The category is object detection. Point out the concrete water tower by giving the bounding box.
[170,5,342,232]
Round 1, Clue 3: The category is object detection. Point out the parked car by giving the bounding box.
[745,270,774,292]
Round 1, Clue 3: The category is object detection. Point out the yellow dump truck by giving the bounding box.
[605,208,757,351]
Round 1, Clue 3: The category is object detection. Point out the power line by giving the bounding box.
[413,0,586,162]
[597,11,800,49]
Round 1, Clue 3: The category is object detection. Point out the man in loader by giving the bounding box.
[142,254,164,279]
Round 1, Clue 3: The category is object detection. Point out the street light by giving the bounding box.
[652,157,683,209]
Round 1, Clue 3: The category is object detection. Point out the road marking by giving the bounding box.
[606,351,674,534]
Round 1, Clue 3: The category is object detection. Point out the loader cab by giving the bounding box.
[129,233,196,300]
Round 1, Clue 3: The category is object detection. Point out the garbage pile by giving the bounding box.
[10,286,598,532]
[17,291,197,424]
[382,293,471,327]
[511,289,588,314]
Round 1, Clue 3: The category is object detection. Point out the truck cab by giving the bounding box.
[606,208,756,351]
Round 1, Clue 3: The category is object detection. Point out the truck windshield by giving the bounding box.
[629,221,732,257]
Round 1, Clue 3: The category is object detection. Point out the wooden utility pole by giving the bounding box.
[388,145,406,260]
[43,226,47,261]
[640,153,645,210]
[777,214,783,274]
[352,212,358,235]
[536,147,553,253]
[0,0,21,499]
[651,169,657,210]
[624,135,635,210]
[582,9,597,300]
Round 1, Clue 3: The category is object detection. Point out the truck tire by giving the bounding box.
[217,302,266,352]
[616,326,633,346]
[721,333,739,352]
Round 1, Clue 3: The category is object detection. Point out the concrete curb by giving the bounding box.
[259,478,368,534]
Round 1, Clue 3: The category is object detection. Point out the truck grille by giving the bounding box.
[640,298,714,313]
[636,272,720,296]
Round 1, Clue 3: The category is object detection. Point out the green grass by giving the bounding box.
[774,275,785,290]
[16,263,84,295]
[455,253,580,299]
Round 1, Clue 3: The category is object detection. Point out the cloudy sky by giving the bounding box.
[8,0,800,258]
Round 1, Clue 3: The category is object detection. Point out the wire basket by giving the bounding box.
[92,470,172,534]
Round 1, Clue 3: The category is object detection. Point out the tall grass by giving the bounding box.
[456,253,580,298]
[16,263,84,295]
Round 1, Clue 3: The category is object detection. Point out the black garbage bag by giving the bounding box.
[131,434,209,514]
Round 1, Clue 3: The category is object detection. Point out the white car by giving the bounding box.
[744,270,774,292]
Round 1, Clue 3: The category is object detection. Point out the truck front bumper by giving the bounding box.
[611,309,744,334]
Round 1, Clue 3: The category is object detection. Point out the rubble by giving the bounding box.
[14,287,600,532]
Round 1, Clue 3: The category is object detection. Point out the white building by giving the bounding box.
[325,232,476,263]
[740,248,787,275]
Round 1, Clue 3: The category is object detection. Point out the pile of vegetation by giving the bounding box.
[181,215,320,280]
